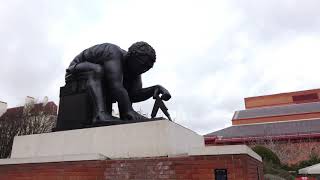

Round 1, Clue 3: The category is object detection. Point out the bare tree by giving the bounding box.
[0,116,21,158]
[0,101,57,158]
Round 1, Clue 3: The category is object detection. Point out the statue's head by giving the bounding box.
[126,41,156,75]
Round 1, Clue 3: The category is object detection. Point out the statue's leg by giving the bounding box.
[103,79,118,118]
[105,87,113,114]
[73,62,118,123]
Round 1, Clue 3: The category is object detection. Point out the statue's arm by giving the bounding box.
[128,76,171,103]
[129,78,156,102]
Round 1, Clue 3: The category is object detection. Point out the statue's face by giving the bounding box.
[127,55,154,75]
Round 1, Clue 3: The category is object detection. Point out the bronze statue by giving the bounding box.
[65,42,171,124]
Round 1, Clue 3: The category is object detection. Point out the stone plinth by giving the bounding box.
[11,119,204,159]
[0,119,263,179]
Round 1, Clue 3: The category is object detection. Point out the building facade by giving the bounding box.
[205,88,320,165]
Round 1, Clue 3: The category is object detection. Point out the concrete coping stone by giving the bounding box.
[189,145,262,162]
[0,153,107,165]
[299,162,320,174]
[0,144,262,165]
[11,120,205,159]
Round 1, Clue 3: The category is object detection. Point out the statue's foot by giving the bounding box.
[93,112,120,124]
[122,110,150,121]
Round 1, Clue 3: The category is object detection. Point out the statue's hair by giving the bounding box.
[128,41,156,62]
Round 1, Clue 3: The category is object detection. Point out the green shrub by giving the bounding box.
[252,146,281,165]
[263,161,295,180]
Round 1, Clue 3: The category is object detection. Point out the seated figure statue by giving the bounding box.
[65,41,171,124]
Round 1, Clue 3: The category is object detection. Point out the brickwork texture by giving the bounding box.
[0,154,262,180]
[252,140,320,165]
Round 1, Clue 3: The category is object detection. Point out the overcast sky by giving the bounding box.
[1,0,320,134]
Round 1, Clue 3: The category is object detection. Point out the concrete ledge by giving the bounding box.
[189,145,262,162]
[0,154,107,165]
[299,163,320,174]
[8,120,262,164]
[11,120,204,159]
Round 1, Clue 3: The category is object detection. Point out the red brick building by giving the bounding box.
[0,101,57,120]
[205,88,320,165]
[0,98,58,158]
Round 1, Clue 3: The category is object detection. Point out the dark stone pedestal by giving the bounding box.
[55,81,93,131]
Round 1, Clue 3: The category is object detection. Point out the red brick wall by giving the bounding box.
[266,140,320,165]
[247,139,320,165]
[0,155,263,180]
[0,160,105,180]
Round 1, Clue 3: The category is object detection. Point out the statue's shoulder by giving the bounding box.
[103,43,127,58]
[107,43,122,51]
[85,42,116,51]
[88,43,116,51]
[83,43,124,59]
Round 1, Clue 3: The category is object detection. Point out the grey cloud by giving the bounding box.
[0,0,105,106]
[171,96,234,134]
[2,0,320,135]
[232,0,320,41]
[0,1,64,105]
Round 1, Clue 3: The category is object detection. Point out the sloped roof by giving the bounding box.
[233,101,320,120]
[299,163,320,174]
[205,118,320,138]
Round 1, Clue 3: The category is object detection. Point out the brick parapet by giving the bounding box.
[245,88,320,109]
[0,154,263,180]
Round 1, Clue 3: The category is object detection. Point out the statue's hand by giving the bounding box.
[66,66,75,74]
[124,110,148,121]
[153,85,171,101]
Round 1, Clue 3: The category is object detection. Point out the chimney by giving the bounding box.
[42,96,48,106]
[25,96,35,105]
[0,101,7,117]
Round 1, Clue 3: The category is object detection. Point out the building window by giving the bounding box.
[214,169,227,180]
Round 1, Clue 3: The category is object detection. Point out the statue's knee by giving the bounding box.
[87,65,103,83]
[94,65,104,76]
[86,65,104,80]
